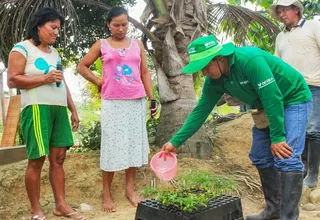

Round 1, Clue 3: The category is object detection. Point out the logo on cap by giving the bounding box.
[204,41,217,48]
[188,47,196,54]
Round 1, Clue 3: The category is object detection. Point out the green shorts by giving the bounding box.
[21,105,74,159]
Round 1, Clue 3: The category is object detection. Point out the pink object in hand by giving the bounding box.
[150,151,177,181]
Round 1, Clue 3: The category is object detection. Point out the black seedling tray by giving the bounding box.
[135,195,243,220]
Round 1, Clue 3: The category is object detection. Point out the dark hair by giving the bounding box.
[105,7,128,35]
[290,5,302,18]
[276,5,302,18]
[27,7,65,46]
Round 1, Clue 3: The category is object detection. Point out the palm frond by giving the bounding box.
[0,0,79,65]
[74,0,159,42]
[207,3,280,45]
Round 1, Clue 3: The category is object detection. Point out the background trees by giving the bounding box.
[0,0,136,65]
[0,0,290,157]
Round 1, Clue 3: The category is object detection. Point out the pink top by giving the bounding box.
[100,39,146,100]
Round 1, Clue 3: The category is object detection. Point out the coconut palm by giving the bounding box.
[0,0,137,64]
[0,0,279,158]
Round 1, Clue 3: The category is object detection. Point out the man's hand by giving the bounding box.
[271,141,293,160]
[161,142,176,154]
[159,142,176,161]
[70,111,80,131]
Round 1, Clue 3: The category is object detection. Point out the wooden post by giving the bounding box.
[0,68,5,125]
[1,95,21,147]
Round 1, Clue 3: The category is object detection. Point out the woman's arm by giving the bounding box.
[65,81,79,131]
[137,40,153,100]
[8,52,62,89]
[77,40,103,87]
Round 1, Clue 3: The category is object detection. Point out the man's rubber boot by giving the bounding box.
[280,172,303,220]
[303,139,320,188]
[246,167,280,220]
[301,139,308,177]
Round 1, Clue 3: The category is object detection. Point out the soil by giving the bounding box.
[0,113,318,219]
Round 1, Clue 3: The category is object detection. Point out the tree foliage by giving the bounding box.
[303,0,320,18]
[207,3,279,47]
[0,0,284,153]
[0,0,136,65]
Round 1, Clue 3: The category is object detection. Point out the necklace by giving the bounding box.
[119,48,126,57]
[110,37,129,57]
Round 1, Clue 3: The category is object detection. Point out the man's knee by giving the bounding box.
[249,154,274,169]
[275,156,303,172]
[249,143,274,169]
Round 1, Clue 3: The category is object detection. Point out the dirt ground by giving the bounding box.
[0,113,319,219]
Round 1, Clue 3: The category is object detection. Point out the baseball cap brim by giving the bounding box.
[182,42,235,74]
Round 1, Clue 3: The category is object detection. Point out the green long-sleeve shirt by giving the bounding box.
[170,46,312,147]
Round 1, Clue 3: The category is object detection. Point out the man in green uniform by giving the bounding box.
[161,35,312,220]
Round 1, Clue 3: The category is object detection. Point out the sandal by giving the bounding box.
[53,209,85,220]
[30,215,46,220]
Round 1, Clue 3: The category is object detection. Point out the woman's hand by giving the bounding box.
[70,111,80,131]
[150,100,158,118]
[96,78,103,92]
[271,141,293,160]
[45,70,63,84]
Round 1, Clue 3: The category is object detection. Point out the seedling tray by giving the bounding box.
[135,195,243,220]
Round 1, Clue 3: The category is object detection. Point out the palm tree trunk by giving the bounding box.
[157,74,213,159]
[150,0,213,159]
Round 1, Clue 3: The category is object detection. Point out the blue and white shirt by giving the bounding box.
[11,40,67,108]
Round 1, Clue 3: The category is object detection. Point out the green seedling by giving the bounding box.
[145,169,239,213]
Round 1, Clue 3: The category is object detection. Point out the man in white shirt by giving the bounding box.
[272,0,320,188]
[247,1,320,220]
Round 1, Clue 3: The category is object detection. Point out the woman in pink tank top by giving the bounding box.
[78,7,158,213]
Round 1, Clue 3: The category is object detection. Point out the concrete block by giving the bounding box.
[0,145,27,165]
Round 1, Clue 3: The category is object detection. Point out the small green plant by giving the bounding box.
[142,187,158,197]
[156,189,216,212]
[180,169,239,195]
[143,169,239,213]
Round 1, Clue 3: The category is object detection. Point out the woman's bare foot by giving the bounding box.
[126,190,141,207]
[103,198,116,212]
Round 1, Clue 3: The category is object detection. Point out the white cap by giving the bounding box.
[269,0,304,20]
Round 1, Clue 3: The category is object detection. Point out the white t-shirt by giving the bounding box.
[275,19,320,87]
[11,40,67,108]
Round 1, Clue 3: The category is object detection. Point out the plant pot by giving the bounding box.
[135,195,243,220]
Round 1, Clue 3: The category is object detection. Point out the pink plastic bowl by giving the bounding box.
[150,152,177,181]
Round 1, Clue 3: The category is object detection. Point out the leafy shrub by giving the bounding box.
[147,117,159,144]
[68,146,92,153]
[78,120,101,150]
[15,124,24,146]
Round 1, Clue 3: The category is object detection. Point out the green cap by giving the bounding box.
[182,35,235,74]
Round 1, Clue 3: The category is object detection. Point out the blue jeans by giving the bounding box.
[306,86,320,140]
[249,100,312,172]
